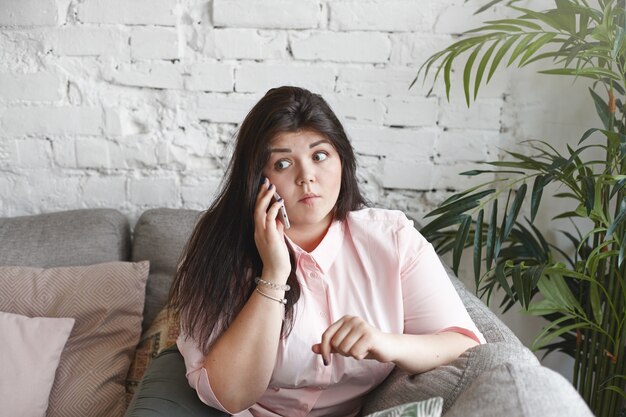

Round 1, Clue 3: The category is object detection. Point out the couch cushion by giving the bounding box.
[0,209,130,267]
[0,261,149,417]
[361,342,539,415]
[444,362,593,417]
[0,312,74,417]
[132,208,201,330]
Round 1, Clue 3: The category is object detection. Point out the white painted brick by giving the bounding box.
[431,162,496,190]
[389,33,455,66]
[214,0,320,29]
[0,139,15,169]
[104,108,124,137]
[18,173,82,211]
[109,136,159,169]
[196,93,258,124]
[382,160,433,190]
[0,107,103,136]
[236,63,336,94]
[130,177,178,206]
[76,138,111,168]
[110,62,184,90]
[0,72,62,101]
[384,97,438,127]
[214,29,288,60]
[439,98,502,130]
[337,67,420,96]
[82,176,126,206]
[45,27,129,58]
[0,175,14,210]
[0,0,64,27]
[158,141,188,168]
[329,1,431,32]
[171,127,210,156]
[104,107,159,137]
[326,96,384,125]
[51,138,76,168]
[181,174,223,209]
[435,129,500,163]
[0,32,43,73]
[131,27,180,60]
[346,124,437,160]
[79,0,177,26]
[433,1,506,34]
[15,139,51,168]
[290,31,390,63]
[185,62,234,92]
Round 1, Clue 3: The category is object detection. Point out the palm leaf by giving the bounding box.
[474,209,485,288]
[453,215,473,274]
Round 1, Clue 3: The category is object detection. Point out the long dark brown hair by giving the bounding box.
[169,86,367,353]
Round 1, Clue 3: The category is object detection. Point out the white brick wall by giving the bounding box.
[0,0,550,223]
[213,0,321,29]
[78,0,177,26]
[0,0,594,378]
[1,0,65,27]
[0,72,63,101]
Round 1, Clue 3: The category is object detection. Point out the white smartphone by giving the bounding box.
[272,190,291,229]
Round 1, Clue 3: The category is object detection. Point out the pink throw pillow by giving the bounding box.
[0,311,75,417]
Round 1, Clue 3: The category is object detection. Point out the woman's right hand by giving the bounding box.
[254,178,291,282]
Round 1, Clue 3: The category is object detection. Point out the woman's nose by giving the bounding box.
[296,165,316,185]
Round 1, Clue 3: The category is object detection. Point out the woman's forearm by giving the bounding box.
[203,283,286,413]
[385,331,478,374]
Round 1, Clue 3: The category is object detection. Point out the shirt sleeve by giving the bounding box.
[396,214,485,344]
[176,331,235,414]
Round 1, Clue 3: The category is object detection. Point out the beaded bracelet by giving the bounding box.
[255,277,290,292]
[255,288,287,305]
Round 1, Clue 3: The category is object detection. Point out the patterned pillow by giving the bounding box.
[365,397,443,417]
[0,261,149,417]
[126,306,180,404]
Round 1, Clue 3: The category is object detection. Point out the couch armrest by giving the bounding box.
[444,362,593,417]
[362,342,537,415]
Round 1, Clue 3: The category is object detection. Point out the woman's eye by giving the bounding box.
[313,152,328,162]
[274,160,291,170]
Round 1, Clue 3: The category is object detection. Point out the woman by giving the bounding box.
[169,86,484,417]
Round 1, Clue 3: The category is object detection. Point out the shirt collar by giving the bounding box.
[286,219,344,273]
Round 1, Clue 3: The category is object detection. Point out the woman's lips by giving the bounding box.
[298,194,320,203]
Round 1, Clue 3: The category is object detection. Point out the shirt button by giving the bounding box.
[309,272,318,279]
[319,311,326,318]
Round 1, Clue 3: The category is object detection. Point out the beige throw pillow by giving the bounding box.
[0,312,75,417]
[0,261,149,417]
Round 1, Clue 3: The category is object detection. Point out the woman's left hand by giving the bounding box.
[311,315,393,366]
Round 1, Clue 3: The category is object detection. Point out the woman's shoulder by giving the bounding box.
[346,207,413,231]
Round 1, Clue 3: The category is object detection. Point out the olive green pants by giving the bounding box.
[125,346,228,417]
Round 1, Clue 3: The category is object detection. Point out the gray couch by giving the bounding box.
[0,208,593,417]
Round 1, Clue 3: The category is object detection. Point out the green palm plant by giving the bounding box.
[416,1,626,415]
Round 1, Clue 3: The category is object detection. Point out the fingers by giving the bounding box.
[315,316,375,365]
[254,178,286,232]
[254,179,275,225]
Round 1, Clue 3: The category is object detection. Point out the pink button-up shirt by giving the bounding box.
[177,208,485,417]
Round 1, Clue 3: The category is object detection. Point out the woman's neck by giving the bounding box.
[286,217,334,253]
